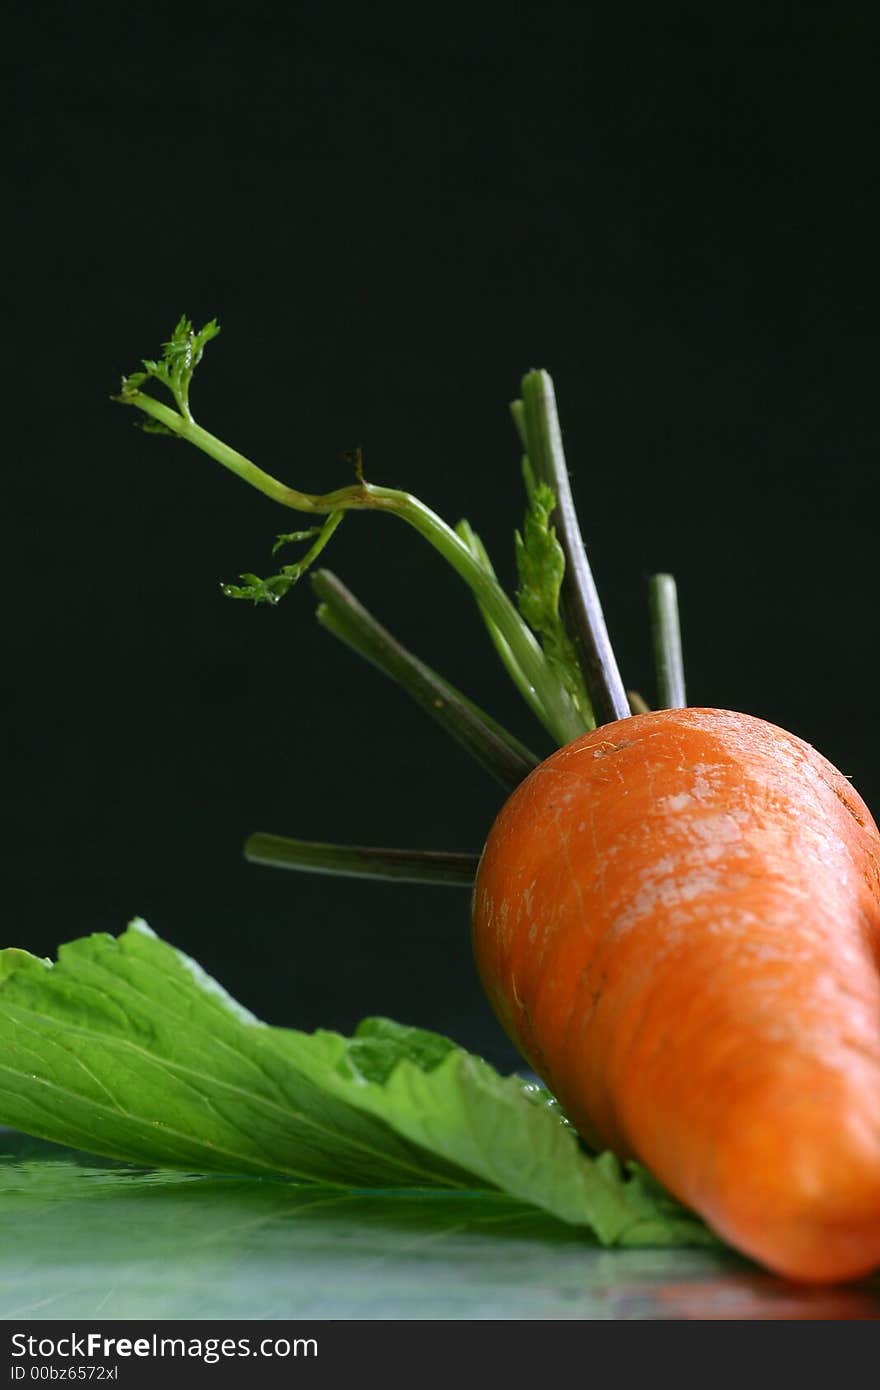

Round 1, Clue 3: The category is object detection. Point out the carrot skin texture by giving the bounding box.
[471,708,880,1283]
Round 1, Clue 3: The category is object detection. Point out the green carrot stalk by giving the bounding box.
[453,519,553,730]
[312,570,540,790]
[649,573,687,709]
[245,834,479,886]
[514,373,630,726]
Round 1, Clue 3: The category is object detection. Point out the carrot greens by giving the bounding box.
[513,458,593,728]
[111,315,690,895]
[649,572,687,709]
[311,569,539,791]
[453,517,555,732]
[514,371,630,726]
[244,834,480,886]
[115,319,592,747]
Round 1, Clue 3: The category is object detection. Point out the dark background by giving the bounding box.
[5,4,878,1066]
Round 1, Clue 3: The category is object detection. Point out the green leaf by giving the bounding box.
[0,1136,752,1319]
[118,369,148,392]
[515,462,564,632]
[0,923,714,1251]
[344,1018,460,1084]
[221,571,295,605]
[161,315,221,373]
[0,921,465,1190]
[154,315,220,417]
[222,512,345,606]
[118,315,221,421]
[271,527,323,556]
[515,460,592,723]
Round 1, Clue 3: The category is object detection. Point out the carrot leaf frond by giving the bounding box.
[222,513,345,605]
[118,314,220,424]
[515,459,594,727]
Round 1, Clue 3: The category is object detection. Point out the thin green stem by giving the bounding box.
[128,392,316,509]
[517,371,631,726]
[453,520,551,730]
[122,388,584,745]
[312,570,540,790]
[245,834,479,887]
[362,488,583,743]
[649,573,687,709]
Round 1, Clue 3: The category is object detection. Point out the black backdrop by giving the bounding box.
[6,4,878,1067]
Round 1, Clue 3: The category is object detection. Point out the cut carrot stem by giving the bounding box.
[649,573,687,709]
[514,373,631,727]
[245,834,479,886]
[627,690,651,715]
[311,569,540,790]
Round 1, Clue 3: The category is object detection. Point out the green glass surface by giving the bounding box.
[3,1133,879,1321]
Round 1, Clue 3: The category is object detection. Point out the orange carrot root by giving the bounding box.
[472,708,880,1283]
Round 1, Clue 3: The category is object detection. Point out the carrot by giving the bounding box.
[117,323,880,1284]
[472,706,880,1284]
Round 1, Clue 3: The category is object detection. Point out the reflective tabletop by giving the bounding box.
[1,1133,877,1321]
